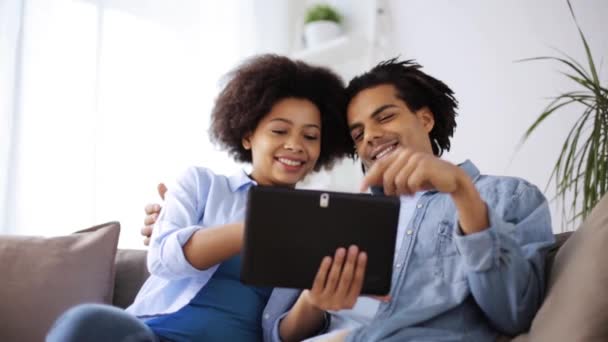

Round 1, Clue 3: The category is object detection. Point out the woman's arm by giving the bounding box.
[279,291,326,342]
[183,222,244,270]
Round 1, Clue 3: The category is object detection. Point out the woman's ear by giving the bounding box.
[242,133,252,150]
[416,107,435,133]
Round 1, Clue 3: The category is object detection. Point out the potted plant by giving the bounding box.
[520,1,608,229]
[303,4,342,48]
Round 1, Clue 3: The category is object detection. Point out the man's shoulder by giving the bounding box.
[475,174,541,198]
[474,174,548,221]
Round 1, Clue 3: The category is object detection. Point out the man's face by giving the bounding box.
[347,84,435,170]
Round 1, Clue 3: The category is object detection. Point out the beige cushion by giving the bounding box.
[0,222,120,342]
[524,195,608,341]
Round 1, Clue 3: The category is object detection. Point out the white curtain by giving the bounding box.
[1,0,287,247]
[0,0,24,235]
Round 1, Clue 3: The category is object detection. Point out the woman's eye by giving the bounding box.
[271,130,286,135]
[304,135,319,141]
[351,131,363,142]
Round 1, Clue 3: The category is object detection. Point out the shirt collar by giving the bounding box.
[370,159,480,196]
[227,169,256,192]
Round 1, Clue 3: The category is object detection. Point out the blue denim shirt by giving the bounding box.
[263,160,555,342]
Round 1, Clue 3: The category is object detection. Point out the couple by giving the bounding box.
[48,55,554,342]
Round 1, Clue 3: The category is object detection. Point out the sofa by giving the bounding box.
[2,195,608,341]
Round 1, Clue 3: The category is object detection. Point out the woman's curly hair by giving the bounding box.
[346,58,458,156]
[210,54,354,170]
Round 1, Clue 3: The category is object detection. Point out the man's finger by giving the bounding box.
[144,203,161,215]
[394,160,417,195]
[360,161,388,192]
[141,225,153,238]
[382,151,411,195]
[158,183,167,200]
[144,213,158,226]
[143,237,151,246]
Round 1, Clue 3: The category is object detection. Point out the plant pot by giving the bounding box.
[304,20,341,48]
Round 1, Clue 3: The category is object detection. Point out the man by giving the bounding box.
[143,58,554,341]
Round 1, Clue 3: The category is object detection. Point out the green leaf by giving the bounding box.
[519,0,607,228]
[305,4,341,24]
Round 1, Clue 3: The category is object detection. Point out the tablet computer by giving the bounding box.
[240,186,400,295]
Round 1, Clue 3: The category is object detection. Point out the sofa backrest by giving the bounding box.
[113,249,149,308]
[112,231,577,309]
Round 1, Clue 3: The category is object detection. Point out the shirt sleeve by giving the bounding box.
[268,311,331,342]
[147,166,218,280]
[453,182,555,335]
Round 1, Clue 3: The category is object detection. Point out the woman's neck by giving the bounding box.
[248,173,296,188]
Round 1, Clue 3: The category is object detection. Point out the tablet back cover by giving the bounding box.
[241,186,400,295]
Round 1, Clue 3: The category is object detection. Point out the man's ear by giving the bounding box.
[416,107,435,133]
[242,133,252,150]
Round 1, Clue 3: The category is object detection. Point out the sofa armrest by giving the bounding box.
[113,249,149,308]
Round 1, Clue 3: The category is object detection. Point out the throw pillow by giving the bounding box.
[525,194,608,341]
[0,221,120,342]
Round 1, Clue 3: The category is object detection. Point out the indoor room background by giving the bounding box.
[1,0,607,248]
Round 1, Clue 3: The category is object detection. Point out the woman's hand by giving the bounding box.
[279,246,367,342]
[306,245,367,311]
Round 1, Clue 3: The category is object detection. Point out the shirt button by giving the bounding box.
[416,204,423,209]
[395,263,401,268]
[406,229,413,235]
[263,313,270,320]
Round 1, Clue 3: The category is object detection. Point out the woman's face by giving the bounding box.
[243,97,322,187]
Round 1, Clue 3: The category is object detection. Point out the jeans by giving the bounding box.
[46,303,160,342]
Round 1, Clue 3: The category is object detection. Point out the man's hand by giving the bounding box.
[305,245,367,311]
[361,149,489,235]
[141,183,167,246]
[361,148,465,196]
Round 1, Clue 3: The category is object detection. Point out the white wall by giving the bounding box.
[356,0,607,231]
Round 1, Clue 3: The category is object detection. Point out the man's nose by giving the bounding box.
[364,125,384,146]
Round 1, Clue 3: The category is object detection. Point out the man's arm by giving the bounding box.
[362,149,554,335]
[362,149,489,234]
[453,184,553,335]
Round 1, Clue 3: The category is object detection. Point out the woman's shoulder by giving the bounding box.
[175,165,231,188]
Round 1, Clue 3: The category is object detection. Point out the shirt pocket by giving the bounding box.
[433,220,466,283]
[435,220,458,257]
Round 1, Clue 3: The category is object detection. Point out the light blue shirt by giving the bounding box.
[127,166,256,316]
[123,166,319,342]
[265,160,555,342]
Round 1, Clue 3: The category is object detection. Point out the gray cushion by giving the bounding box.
[113,249,149,308]
[0,222,120,342]
[524,194,608,341]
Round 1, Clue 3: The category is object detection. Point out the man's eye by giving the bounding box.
[304,135,319,140]
[380,113,395,122]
